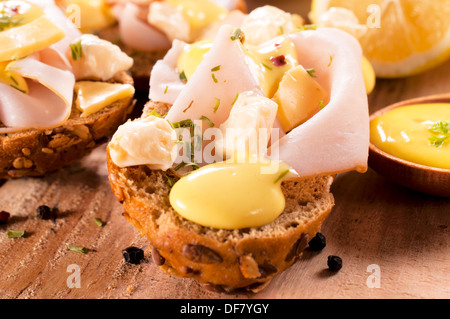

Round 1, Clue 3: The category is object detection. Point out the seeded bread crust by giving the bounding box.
[106,100,335,293]
[0,71,135,179]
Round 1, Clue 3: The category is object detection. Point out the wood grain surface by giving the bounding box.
[0,0,449,299]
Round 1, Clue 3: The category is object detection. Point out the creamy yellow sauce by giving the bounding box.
[169,160,294,229]
[370,103,450,169]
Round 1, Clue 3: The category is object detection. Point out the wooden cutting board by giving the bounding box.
[0,0,449,299]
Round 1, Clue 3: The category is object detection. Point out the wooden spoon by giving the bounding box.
[368,93,450,198]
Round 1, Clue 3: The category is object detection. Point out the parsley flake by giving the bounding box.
[68,245,88,254]
[274,169,290,184]
[69,40,83,61]
[230,28,245,43]
[211,72,218,83]
[200,115,214,127]
[306,68,316,77]
[6,230,25,238]
[179,70,187,82]
[213,98,220,113]
[429,121,450,148]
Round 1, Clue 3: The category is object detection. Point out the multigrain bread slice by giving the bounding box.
[106,101,335,293]
[0,71,135,179]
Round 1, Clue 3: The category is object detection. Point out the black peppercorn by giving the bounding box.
[122,246,144,264]
[0,211,10,224]
[35,205,56,220]
[327,255,343,271]
[308,232,326,251]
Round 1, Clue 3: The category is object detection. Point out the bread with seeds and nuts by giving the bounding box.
[0,71,134,179]
[106,101,335,293]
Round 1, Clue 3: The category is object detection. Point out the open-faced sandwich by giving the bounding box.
[0,0,135,179]
[106,5,370,292]
[56,0,265,90]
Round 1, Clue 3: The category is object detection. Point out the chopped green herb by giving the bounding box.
[230,28,245,43]
[148,109,163,118]
[306,68,316,77]
[200,115,214,127]
[6,65,21,71]
[213,98,220,113]
[211,65,221,72]
[328,55,333,67]
[318,100,326,109]
[174,161,200,171]
[93,217,104,227]
[211,72,218,83]
[6,230,25,238]
[279,26,284,35]
[262,63,272,70]
[179,70,187,82]
[10,84,26,94]
[274,169,290,184]
[0,13,23,31]
[299,24,317,31]
[9,75,18,85]
[231,93,239,106]
[165,175,175,187]
[69,40,83,61]
[164,85,168,94]
[429,121,450,148]
[172,118,195,136]
[68,245,88,254]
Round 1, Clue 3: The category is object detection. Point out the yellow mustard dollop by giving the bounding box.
[370,103,450,169]
[169,160,294,229]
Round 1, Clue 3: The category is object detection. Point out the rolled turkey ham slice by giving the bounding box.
[0,57,74,133]
[118,2,172,52]
[268,28,369,177]
[149,40,188,105]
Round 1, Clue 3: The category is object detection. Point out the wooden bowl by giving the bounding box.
[368,93,450,198]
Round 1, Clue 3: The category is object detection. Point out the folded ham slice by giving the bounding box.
[267,28,369,177]
[117,2,172,52]
[0,57,74,133]
[149,40,188,105]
